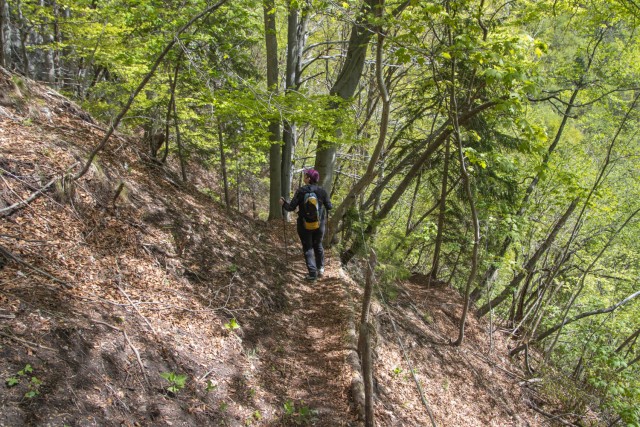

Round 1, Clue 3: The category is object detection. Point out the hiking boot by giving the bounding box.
[318,267,325,277]
[304,274,317,281]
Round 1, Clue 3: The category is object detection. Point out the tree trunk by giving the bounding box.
[161,57,182,163]
[615,327,640,355]
[281,1,308,201]
[358,250,376,427]
[314,0,409,194]
[324,4,390,245]
[218,121,230,209]
[171,85,187,182]
[448,36,481,346]
[264,0,282,220]
[430,140,450,279]
[0,0,11,69]
[313,0,377,193]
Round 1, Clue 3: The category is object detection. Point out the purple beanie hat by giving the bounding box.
[305,168,320,184]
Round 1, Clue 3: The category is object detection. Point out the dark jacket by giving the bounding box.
[282,184,332,220]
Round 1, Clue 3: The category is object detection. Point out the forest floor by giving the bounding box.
[0,69,595,426]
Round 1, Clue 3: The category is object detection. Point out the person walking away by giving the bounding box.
[279,168,332,281]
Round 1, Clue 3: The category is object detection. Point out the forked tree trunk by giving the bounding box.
[281,1,308,201]
[314,0,377,193]
[325,3,390,246]
[314,0,409,194]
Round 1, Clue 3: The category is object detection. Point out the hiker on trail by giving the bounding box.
[279,168,333,281]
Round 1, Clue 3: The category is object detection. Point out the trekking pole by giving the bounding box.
[281,201,288,263]
[325,209,330,268]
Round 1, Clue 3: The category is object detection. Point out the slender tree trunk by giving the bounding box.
[162,58,182,163]
[171,85,187,182]
[18,4,31,78]
[405,176,461,240]
[430,140,450,279]
[358,250,377,427]
[0,0,11,69]
[447,27,481,346]
[405,171,421,236]
[264,0,282,220]
[513,271,535,326]
[217,121,230,209]
[615,327,640,355]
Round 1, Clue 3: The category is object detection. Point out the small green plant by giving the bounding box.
[219,402,229,412]
[205,380,217,392]
[392,366,403,377]
[25,376,42,398]
[244,348,258,359]
[5,364,42,398]
[284,399,295,416]
[244,410,262,425]
[228,263,238,273]
[283,399,318,425]
[160,371,187,394]
[224,318,240,331]
[422,310,434,324]
[199,187,219,201]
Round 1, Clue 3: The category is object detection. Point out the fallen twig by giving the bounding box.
[115,259,156,334]
[0,244,69,287]
[93,320,149,386]
[0,162,80,217]
[0,330,55,351]
[525,399,581,426]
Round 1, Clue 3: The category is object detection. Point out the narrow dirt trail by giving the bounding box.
[243,228,358,426]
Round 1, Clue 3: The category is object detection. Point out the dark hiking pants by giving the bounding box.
[296,219,325,277]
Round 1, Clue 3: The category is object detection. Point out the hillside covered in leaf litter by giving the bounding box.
[0,69,589,426]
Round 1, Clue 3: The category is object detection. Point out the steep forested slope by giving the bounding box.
[0,69,604,426]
